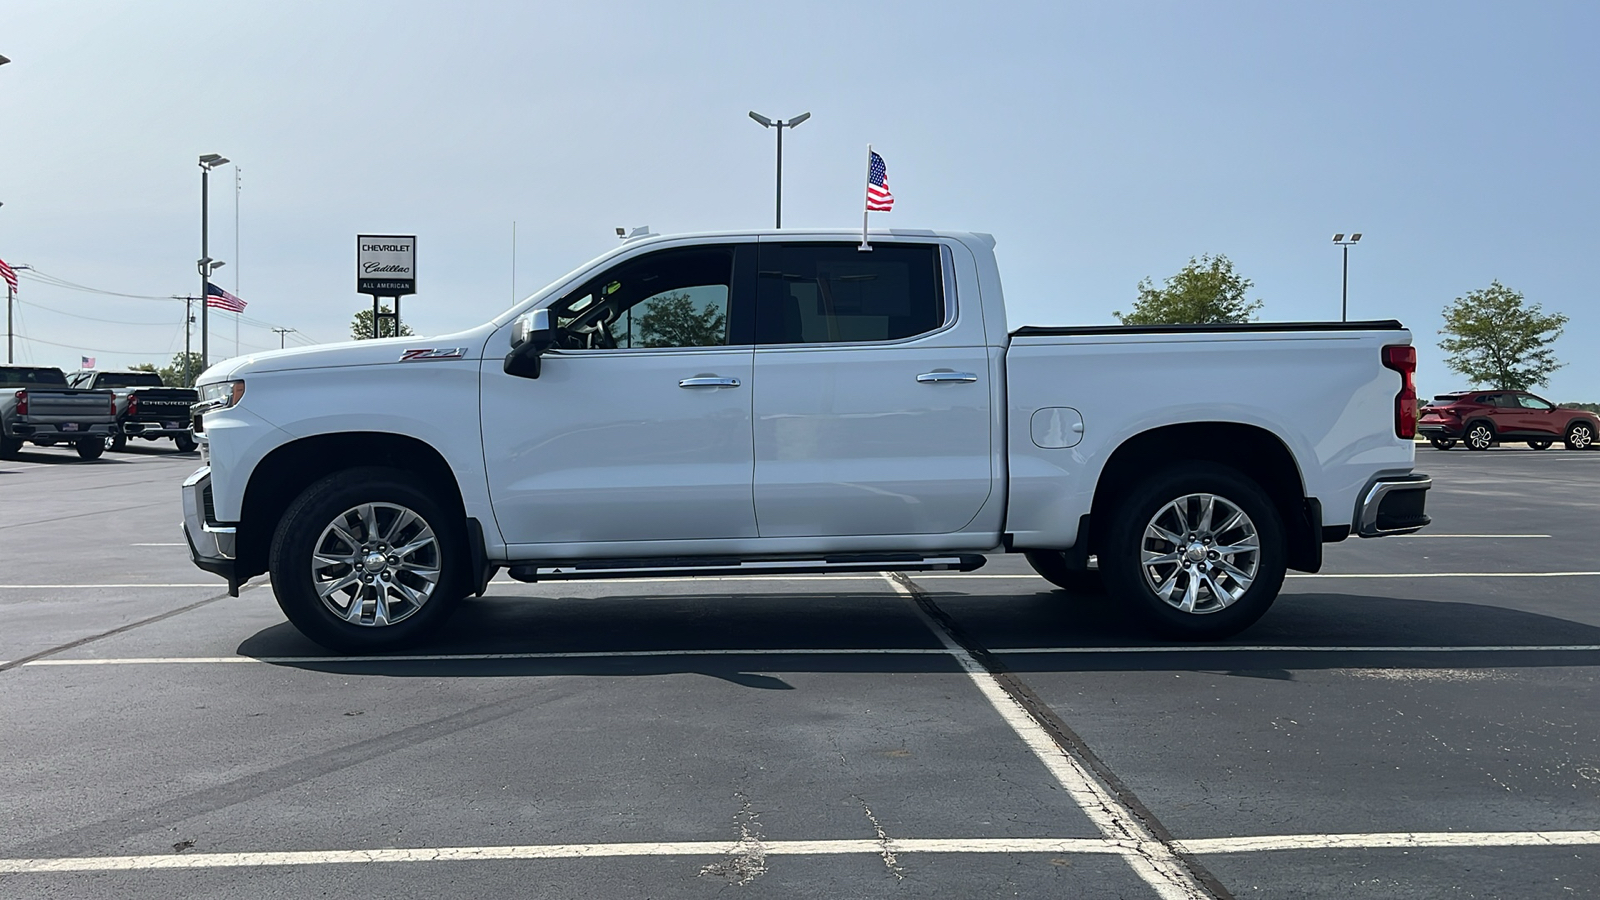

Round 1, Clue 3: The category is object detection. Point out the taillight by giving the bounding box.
[14,389,26,416]
[127,394,138,416]
[1382,344,1417,439]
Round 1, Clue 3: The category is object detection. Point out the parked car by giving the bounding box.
[0,366,117,460]
[67,370,198,452]
[183,229,1430,651]
[1418,390,1599,451]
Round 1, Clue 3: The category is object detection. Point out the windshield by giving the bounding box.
[0,366,69,387]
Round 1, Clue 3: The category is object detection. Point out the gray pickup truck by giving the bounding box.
[1,366,117,460]
[68,370,198,452]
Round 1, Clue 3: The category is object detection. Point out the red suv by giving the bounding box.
[1419,390,1599,451]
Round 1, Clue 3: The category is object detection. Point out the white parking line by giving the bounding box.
[887,575,1208,899]
[1388,528,1548,534]
[0,584,220,589]
[2,830,1596,874]
[1175,830,1600,854]
[23,643,1600,668]
[24,649,951,666]
[130,543,187,547]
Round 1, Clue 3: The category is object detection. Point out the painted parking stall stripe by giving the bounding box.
[3,830,1598,874]
[885,574,1215,900]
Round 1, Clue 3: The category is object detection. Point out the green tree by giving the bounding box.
[350,305,416,340]
[1115,254,1263,325]
[156,352,205,387]
[1438,281,1567,390]
[635,292,727,348]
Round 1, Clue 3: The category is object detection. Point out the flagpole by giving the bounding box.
[859,144,872,252]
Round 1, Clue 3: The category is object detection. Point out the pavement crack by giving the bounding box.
[698,792,767,886]
[854,795,904,880]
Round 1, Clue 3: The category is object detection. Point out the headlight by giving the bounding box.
[196,379,246,413]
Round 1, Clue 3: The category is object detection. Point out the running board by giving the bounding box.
[506,553,988,583]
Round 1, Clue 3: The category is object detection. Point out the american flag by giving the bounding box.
[0,258,17,292]
[82,356,96,369]
[206,281,247,313]
[866,151,894,212]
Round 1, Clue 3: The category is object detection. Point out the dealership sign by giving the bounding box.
[357,234,416,296]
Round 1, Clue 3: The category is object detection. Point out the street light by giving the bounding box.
[749,110,810,228]
[198,154,230,370]
[1332,233,1362,322]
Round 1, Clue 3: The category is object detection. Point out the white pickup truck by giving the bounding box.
[183,230,1430,651]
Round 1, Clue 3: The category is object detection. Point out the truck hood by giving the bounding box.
[196,324,496,383]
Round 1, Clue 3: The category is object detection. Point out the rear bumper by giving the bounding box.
[123,418,193,437]
[182,466,239,591]
[1417,423,1463,439]
[7,421,115,439]
[1356,473,1432,537]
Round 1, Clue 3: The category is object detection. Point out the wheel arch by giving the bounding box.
[236,432,469,583]
[1086,421,1321,572]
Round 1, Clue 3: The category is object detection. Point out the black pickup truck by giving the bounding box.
[67,370,199,452]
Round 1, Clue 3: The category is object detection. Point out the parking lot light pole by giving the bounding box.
[198,154,229,370]
[749,111,810,228]
[1332,233,1362,322]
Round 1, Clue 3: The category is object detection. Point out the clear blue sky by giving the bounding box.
[2,1,1595,399]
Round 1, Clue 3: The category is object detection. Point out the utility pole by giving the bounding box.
[272,327,295,349]
[6,265,32,364]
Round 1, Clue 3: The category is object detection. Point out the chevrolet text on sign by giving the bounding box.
[357,234,417,296]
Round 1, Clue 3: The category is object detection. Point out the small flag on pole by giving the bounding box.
[82,356,96,369]
[0,258,18,292]
[866,151,894,211]
[205,281,247,313]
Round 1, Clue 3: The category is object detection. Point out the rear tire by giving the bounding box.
[1099,462,1286,640]
[75,437,105,460]
[1566,422,1596,451]
[0,437,21,459]
[1465,422,1495,450]
[109,433,127,452]
[1428,438,1456,450]
[1024,550,1106,595]
[270,467,465,652]
[174,433,197,453]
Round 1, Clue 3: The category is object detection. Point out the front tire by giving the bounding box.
[1566,422,1596,451]
[269,467,465,652]
[75,437,105,460]
[173,433,197,453]
[1099,463,1286,640]
[1024,550,1106,595]
[1465,422,1495,450]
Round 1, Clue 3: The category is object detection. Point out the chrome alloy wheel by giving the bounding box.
[310,502,441,627]
[1138,492,1260,615]
[1468,424,1494,450]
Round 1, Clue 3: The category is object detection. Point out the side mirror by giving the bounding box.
[503,308,557,378]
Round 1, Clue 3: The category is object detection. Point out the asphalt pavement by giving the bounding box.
[1,440,1597,898]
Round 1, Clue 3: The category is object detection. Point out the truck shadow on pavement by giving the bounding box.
[235,588,1600,683]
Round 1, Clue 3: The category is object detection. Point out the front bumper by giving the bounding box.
[182,466,239,593]
[1356,473,1432,537]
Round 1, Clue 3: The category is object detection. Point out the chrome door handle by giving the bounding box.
[916,371,978,383]
[678,376,742,388]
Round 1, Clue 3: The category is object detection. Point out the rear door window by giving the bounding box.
[755,243,945,344]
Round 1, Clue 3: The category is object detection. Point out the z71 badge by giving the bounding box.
[399,347,469,361]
